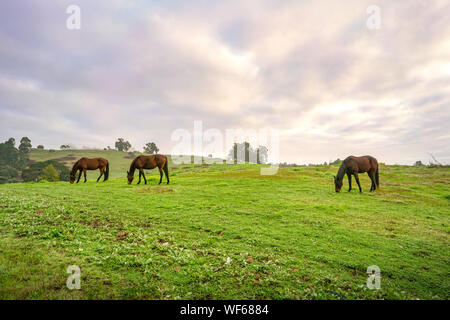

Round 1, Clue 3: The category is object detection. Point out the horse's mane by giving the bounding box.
[129,157,138,173]
[336,162,347,182]
[70,160,80,174]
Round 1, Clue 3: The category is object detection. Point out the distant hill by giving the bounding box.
[29,149,226,180]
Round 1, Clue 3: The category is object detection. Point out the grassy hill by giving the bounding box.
[29,149,161,180]
[0,151,449,299]
[28,149,221,181]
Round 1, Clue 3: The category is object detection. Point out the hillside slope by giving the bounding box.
[1,159,449,299]
[29,149,223,180]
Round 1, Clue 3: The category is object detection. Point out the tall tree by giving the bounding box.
[228,142,268,164]
[115,138,131,152]
[19,137,32,153]
[256,146,268,164]
[0,138,19,167]
[6,138,15,147]
[143,142,159,154]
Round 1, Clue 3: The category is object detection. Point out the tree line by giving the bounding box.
[0,137,70,184]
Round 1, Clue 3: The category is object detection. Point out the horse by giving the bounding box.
[127,154,169,185]
[69,157,109,184]
[334,155,379,193]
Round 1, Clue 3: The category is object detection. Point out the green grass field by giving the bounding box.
[0,150,449,299]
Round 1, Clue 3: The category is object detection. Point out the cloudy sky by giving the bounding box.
[0,0,449,164]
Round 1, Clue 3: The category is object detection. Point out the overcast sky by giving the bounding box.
[0,0,449,164]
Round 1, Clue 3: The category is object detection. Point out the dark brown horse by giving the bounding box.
[334,156,379,193]
[127,154,169,185]
[70,158,109,184]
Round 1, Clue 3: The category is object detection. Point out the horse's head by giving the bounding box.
[127,171,134,184]
[334,175,343,192]
[69,171,76,184]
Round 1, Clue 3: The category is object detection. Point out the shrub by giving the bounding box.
[22,160,70,182]
[40,164,59,182]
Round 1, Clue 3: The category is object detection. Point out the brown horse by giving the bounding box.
[334,155,379,193]
[127,154,169,185]
[70,158,109,184]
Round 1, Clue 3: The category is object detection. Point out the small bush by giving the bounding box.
[40,164,60,182]
[22,160,70,182]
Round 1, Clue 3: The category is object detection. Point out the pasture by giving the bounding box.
[0,151,449,299]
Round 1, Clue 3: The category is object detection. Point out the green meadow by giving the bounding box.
[0,150,449,299]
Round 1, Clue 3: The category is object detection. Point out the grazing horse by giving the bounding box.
[70,158,109,184]
[127,154,169,185]
[334,156,379,193]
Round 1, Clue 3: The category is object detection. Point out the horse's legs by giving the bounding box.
[368,171,376,192]
[83,169,87,183]
[354,172,362,193]
[139,169,147,184]
[347,173,352,192]
[158,168,163,185]
[76,169,82,183]
[137,170,142,184]
[96,168,104,182]
[142,170,147,185]
[164,165,169,184]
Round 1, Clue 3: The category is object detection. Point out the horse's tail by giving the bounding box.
[104,161,109,181]
[163,157,169,184]
[375,164,379,188]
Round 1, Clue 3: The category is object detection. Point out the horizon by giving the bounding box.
[1,1,449,165]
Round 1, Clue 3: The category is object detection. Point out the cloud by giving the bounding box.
[0,0,449,164]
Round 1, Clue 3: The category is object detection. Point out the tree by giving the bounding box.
[228,142,268,164]
[19,137,32,153]
[0,139,19,168]
[256,146,268,164]
[115,138,131,152]
[40,164,59,182]
[414,160,424,167]
[6,138,15,147]
[143,142,159,154]
[0,138,28,171]
[22,160,70,182]
[37,145,44,150]
[0,166,19,184]
[60,144,71,150]
[330,158,342,165]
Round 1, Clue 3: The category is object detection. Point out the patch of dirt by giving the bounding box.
[80,219,108,229]
[53,156,78,162]
[156,238,173,245]
[123,153,136,159]
[113,232,128,241]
